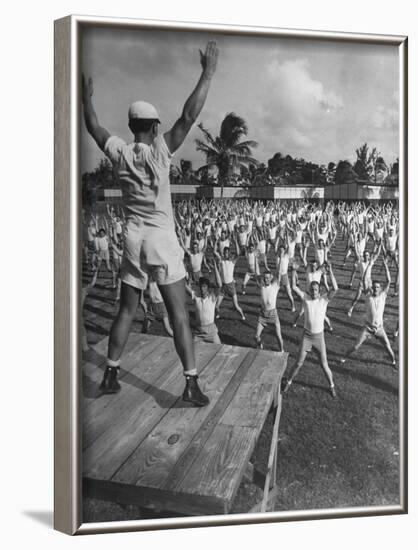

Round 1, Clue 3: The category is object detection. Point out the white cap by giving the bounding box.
[128,101,160,122]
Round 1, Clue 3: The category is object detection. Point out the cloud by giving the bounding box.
[372,105,398,131]
[256,57,343,158]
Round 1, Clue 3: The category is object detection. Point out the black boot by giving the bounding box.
[99,366,121,394]
[182,375,209,407]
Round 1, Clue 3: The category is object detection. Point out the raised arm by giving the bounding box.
[291,264,304,299]
[164,41,219,154]
[81,75,111,151]
[324,262,338,300]
[382,257,391,294]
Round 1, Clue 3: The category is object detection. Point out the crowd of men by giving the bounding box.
[82,197,400,400]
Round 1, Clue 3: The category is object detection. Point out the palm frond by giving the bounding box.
[220,112,249,146]
[197,122,220,152]
[195,139,219,157]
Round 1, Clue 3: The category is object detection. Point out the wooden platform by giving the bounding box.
[82,334,288,516]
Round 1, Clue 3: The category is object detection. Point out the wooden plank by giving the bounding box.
[112,346,251,489]
[82,334,159,408]
[83,477,226,517]
[82,337,175,447]
[177,424,258,509]
[219,352,287,429]
[83,341,219,480]
[161,350,258,493]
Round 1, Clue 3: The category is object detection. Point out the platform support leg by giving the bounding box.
[260,391,282,513]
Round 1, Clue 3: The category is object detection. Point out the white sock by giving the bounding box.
[184,369,198,377]
[107,358,121,368]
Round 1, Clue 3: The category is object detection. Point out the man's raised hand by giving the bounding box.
[199,41,219,78]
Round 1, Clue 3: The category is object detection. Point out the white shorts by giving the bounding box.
[121,217,186,290]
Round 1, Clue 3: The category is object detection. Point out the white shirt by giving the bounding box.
[257,240,266,254]
[306,268,322,288]
[220,260,235,284]
[219,238,230,255]
[95,236,109,251]
[190,252,203,272]
[303,294,329,334]
[192,293,217,326]
[104,135,174,229]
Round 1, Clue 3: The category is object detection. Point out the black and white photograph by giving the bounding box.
[70,18,406,528]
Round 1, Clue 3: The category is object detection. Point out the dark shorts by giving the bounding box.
[279,273,290,287]
[194,323,221,344]
[300,330,326,355]
[221,282,237,297]
[189,270,202,284]
[257,308,280,327]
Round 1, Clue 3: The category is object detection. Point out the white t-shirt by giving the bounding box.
[104,134,174,229]
[190,252,204,272]
[303,293,329,334]
[192,293,217,326]
[219,238,230,255]
[306,268,322,289]
[95,236,109,251]
[257,240,266,254]
[220,260,235,284]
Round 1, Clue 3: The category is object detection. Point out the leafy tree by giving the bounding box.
[354,143,379,180]
[335,160,357,185]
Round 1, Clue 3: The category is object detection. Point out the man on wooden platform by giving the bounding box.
[82,41,219,406]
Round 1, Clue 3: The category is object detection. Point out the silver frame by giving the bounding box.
[54,14,408,535]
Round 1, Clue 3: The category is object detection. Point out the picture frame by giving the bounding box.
[54,14,408,535]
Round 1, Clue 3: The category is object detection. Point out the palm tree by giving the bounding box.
[195,112,259,198]
[354,143,379,181]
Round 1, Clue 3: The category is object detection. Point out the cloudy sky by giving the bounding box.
[80,26,399,173]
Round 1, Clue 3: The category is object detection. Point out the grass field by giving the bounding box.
[82,227,399,521]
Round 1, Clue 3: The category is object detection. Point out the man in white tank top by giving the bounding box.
[383,227,399,295]
[340,258,396,366]
[282,262,339,398]
[213,239,246,321]
[242,241,260,294]
[187,277,221,344]
[347,244,381,317]
[254,269,284,351]
[275,244,296,312]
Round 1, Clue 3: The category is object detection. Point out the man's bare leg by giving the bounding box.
[108,282,140,361]
[255,322,264,348]
[316,346,336,397]
[159,278,209,406]
[284,283,295,312]
[274,321,284,352]
[282,345,308,394]
[101,282,141,393]
[232,294,245,320]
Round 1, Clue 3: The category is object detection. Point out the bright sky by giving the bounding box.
[80,25,399,173]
